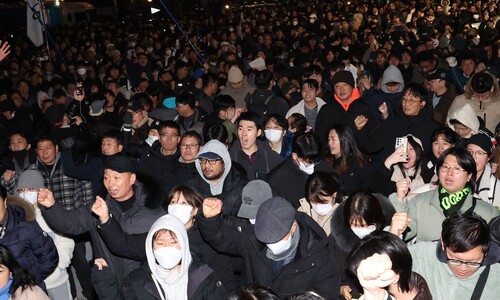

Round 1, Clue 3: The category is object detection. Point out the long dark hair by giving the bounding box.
[0,245,37,295]
[396,135,424,180]
[325,124,370,175]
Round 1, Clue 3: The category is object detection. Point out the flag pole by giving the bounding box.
[39,0,53,74]
[25,0,68,68]
[156,0,205,64]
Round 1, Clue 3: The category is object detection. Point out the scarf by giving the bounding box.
[0,277,12,300]
[266,227,301,262]
[439,184,471,217]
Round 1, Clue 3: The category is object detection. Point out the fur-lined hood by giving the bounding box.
[6,196,36,222]
[464,71,500,103]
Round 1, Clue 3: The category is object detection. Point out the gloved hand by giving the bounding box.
[446,56,457,67]
[60,136,75,151]
[90,100,105,116]
[122,111,133,132]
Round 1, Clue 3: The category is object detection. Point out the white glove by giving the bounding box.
[446,56,457,67]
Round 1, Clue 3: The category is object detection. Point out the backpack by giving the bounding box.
[245,93,275,116]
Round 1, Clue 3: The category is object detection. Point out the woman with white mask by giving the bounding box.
[329,191,396,300]
[93,185,240,292]
[264,114,293,159]
[15,167,74,300]
[298,172,341,235]
[121,214,227,299]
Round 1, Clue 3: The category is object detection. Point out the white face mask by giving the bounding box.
[77,68,86,76]
[168,204,193,224]
[19,191,38,205]
[292,21,298,26]
[249,218,256,225]
[298,161,315,175]
[265,129,283,143]
[351,225,376,239]
[153,247,182,269]
[311,202,333,216]
[267,234,293,255]
[145,135,159,147]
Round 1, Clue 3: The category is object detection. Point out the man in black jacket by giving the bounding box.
[198,196,341,299]
[137,120,181,209]
[314,70,379,154]
[267,133,333,208]
[37,155,164,299]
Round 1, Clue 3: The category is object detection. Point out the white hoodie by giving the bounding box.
[145,215,192,300]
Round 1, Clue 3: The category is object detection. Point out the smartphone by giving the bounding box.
[395,137,408,152]
[76,81,84,96]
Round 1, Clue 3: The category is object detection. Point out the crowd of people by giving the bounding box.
[0,0,500,299]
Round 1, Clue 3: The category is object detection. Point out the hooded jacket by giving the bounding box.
[446,103,480,135]
[1,198,58,285]
[192,140,247,216]
[196,211,341,299]
[364,65,405,120]
[447,72,500,132]
[122,215,227,299]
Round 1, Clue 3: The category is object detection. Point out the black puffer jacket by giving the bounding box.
[267,158,333,208]
[197,211,341,299]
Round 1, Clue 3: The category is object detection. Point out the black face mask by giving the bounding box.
[12,149,28,163]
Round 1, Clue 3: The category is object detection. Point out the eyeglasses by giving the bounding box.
[180,144,199,149]
[447,258,482,269]
[402,96,421,105]
[439,164,465,175]
[468,149,488,158]
[160,132,179,139]
[199,158,221,165]
[472,91,492,101]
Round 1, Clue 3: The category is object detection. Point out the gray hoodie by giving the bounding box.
[195,140,232,195]
[381,65,404,93]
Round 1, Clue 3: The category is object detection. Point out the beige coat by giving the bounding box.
[297,198,338,236]
[11,286,50,300]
